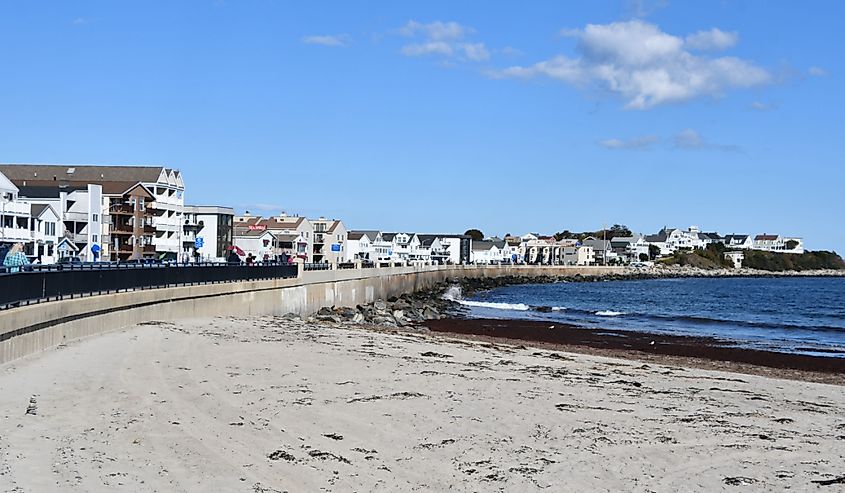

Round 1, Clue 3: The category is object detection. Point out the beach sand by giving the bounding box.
[1,316,843,491]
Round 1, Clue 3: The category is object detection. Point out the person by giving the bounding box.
[280,252,288,265]
[246,253,255,266]
[3,243,31,273]
[226,249,241,265]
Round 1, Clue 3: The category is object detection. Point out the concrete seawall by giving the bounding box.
[0,265,622,365]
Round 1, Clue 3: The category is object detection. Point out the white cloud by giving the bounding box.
[493,20,770,109]
[685,28,739,51]
[808,66,828,77]
[401,41,453,57]
[398,20,489,63]
[598,135,659,150]
[462,43,490,61]
[301,34,348,47]
[673,128,739,151]
[399,20,468,41]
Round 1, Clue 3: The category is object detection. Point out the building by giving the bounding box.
[310,217,347,264]
[610,235,650,261]
[233,228,276,261]
[582,237,614,265]
[1,171,33,252]
[471,240,504,264]
[0,164,186,260]
[562,245,595,265]
[724,251,744,268]
[183,205,234,261]
[29,204,60,264]
[234,214,313,261]
[106,183,157,261]
[752,234,804,254]
[722,234,754,250]
[346,230,381,262]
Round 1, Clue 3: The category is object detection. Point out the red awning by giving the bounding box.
[227,245,246,256]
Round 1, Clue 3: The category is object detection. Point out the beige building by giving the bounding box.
[310,217,347,264]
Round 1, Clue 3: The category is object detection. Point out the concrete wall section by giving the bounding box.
[0,265,623,364]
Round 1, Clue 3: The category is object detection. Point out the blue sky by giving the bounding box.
[1,1,842,250]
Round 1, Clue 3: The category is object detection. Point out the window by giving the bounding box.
[93,235,98,242]
[92,213,99,222]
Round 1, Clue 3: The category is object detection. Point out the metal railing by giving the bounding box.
[0,262,299,310]
[303,263,331,271]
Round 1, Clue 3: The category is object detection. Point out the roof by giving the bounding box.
[381,233,397,242]
[234,229,275,238]
[582,238,611,250]
[0,164,178,186]
[645,231,668,243]
[0,170,19,193]
[755,234,780,241]
[724,234,749,242]
[349,230,380,241]
[30,203,58,219]
[472,240,500,251]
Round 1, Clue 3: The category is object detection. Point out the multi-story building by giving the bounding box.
[310,217,347,264]
[752,234,804,254]
[234,213,313,262]
[1,172,33,250]
[0,164,185,260]
[183,206,235,262]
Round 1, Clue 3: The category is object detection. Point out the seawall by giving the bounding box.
[0,265,622,365]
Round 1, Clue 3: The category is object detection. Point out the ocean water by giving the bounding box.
[445,278,845,357]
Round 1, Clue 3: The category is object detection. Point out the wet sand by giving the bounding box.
[1,316,844,491]
[426,317,845,385]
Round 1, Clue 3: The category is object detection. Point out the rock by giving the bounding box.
[373,300,387,311]
[317,307,334,316]
[352,313,365,323]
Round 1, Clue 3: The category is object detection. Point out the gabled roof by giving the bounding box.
[0,164,177,185]
[754,234,780,241]
[234,229,275,238]
[645,231,668,243]
[472,240,500,251]
[30,203,59,219]
[723,234,749,243]
[349,230,380,241]
[0,170,19,193]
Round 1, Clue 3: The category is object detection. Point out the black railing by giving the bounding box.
[0,262,298,310]
[303,263,331,271]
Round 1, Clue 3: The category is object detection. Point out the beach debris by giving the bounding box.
[723,476,758,486]
[322,433,344,441]
[25,396,37,415]
[267,450,296,462]
[347,391,426,403]
[812,476,845,486]
[307,449,351,464]
[419,351,452,358]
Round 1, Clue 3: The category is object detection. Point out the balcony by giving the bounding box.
[110,204,136,215]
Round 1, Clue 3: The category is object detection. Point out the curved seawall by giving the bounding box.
[0,265,621,364]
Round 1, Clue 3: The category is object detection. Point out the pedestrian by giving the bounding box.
[3,243,31,273]
[227,249,241,265]
[246,253,255,266]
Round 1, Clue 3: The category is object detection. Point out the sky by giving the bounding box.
[1,1,843,250]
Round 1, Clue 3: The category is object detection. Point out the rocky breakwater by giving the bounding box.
[301,281,462,329]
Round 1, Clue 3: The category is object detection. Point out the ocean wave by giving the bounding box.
[595,310,625,317]
[456,300,531,311]
[442,285,530,311]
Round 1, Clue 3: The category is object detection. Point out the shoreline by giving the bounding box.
[424,317,845,385]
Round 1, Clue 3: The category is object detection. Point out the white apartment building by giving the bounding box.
[234,214,314,262]
[0,164,185,260]
[183,205,235,262]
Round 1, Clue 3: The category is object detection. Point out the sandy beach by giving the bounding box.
[1,316,844,492]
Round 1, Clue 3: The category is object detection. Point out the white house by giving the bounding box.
[724,251,744,268]
[723,234,754,249]
[29,204,60,264]
[233,229,275,261]
[183,205,234,262]
[1,171,32,250]
[753,234,804,254]
[611,235,650,261]
[471,240,503,264]
[562,245,595,266]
